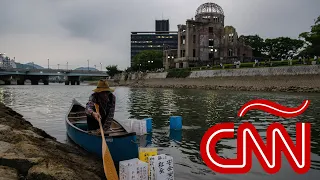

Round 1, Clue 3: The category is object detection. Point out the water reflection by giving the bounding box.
[1,85,320,180]
[126,88,320,179]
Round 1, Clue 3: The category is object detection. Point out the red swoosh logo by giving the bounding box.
[237,99,310,118]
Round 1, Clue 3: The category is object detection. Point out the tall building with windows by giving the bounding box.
[155,20,169,33]
[130,20,178,67]
[172,2,252,68]
[0,53,17,69]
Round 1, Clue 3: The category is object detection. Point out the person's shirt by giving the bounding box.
[85,92,116,121]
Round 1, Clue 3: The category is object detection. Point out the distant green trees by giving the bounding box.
[240,15,320,59]
[239,35,265,57]
[264,37,304,58]
[299,15,320,56]
[132,50,163,71]
[106,65,122,77]
[239,36,304,59]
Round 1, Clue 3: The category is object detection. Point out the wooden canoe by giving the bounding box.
[65,99,139,167]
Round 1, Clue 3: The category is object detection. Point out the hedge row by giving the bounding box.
[188,59,313,71]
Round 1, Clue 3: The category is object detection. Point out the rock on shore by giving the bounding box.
[0,103,104,180]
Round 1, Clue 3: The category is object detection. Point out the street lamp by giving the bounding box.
[100,62,102,71]
[57,64,60,70]
[87,59,89,71]
[48,59,49,69]
[67,62,68,70]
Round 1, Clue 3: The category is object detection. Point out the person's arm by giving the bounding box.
[85,94,95,115]
[85,94,101,120]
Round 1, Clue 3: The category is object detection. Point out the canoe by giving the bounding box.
[65,99,139,167]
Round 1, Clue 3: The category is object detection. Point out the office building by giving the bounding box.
[130,20,178,67]
[156,20,169,33]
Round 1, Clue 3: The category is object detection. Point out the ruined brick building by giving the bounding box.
[164,2,253,69]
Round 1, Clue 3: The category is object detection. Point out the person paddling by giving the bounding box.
[85,79,116,133]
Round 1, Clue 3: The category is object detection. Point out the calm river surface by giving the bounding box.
[0,84,320,180]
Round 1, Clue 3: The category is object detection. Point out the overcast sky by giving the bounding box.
[0,0,319,70]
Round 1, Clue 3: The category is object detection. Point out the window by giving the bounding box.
[228,49,233,56]
[193,35,196,43]
[209,27,213,33]
[180,36,184,44]
[213,17,218,22]
[193,49,196,57]
[209,53,213,59]
[209,39,214,46]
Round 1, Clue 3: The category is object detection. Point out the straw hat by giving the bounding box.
[92,80,114,93]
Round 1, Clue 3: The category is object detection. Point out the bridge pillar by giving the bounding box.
[4,80,11,85]
[0,76,12,85]
[16,76,25,85]
[17,80,25,85]
[41,76,49,85]
[66,76,80,86]
[31,80,39,85]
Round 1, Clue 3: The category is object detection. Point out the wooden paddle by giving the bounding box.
[94,103,119,180]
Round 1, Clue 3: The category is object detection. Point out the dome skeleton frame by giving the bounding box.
[195,2,224,16]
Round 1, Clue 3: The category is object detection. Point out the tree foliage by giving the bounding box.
[240,35,304,59]
[239,35,265,57]
[106,65,121,77]
[299,15,320,56]
[264,37,304,58]
[132,50,163,71]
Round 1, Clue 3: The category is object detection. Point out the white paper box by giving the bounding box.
[130,120,147,136]
[119,158,148,180]
[148,154,174,180]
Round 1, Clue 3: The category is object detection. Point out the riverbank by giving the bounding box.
[105,65,320,93]
[126,74,320,92]
[0,103,104,179]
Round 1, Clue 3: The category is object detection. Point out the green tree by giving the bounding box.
[264,37,304,59]
[239,35,265,57]
[133,50,163,71]
[106,65,121,77]
[299,15,320,56]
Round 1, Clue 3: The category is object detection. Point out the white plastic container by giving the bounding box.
[119,158,148,180]
[148,154,174,180]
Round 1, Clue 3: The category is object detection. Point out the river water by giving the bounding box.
[0,84,320,180]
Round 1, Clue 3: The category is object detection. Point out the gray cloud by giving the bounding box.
[0,0,319,70]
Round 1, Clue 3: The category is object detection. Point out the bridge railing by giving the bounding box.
[1,68,107,74]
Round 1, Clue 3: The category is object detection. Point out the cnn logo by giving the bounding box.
[200,99,311,174]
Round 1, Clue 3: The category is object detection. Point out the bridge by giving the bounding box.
[0,68,109,85]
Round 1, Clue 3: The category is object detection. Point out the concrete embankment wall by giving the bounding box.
[114,65,320,92]
[188,65,320,78]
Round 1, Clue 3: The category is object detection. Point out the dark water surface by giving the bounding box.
[1,84,320,180]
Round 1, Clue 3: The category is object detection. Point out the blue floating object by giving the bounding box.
[169,116,182,130]
[170,129,182,142]
[146,133,153,146]
[145,118,153,133]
